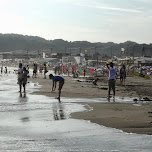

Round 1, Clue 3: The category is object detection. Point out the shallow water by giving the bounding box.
[0,67,152,152]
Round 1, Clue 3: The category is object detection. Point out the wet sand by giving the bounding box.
[30,74,152,135]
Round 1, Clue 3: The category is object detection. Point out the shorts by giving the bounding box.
[120,74,126,79]
[44,70,48,74]
[58,80,64,90]
[108,79,115,91]
[33,70,37,74]
[18,78,23,85]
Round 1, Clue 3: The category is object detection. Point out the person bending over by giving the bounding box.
[49,74,64,102]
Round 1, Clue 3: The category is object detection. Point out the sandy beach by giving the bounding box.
[30,74,152,135]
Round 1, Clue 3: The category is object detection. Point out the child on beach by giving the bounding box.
[83,69,86,77]
[39,66,43,75]
[49,74,64,102]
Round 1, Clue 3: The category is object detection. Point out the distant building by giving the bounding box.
[51,53,63,59]
[62,56,85,65]
[134,57,152,66]
[117,57,134,65]
[142,47,152,57]
[0,52,36,62]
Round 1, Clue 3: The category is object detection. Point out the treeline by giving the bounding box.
[0,33,151,57]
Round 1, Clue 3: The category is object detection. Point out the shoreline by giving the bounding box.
[71,102,152,135]
[29,75,152,135]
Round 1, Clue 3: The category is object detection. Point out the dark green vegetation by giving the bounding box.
[0,33,151,57]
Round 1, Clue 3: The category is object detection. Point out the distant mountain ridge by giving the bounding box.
[0,33,151,57]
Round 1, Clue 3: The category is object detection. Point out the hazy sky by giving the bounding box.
[0,0,152,44]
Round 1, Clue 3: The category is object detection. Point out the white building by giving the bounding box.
[62,56,86,65]
[134,57,152,66]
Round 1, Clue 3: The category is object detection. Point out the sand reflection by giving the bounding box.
[52,103,66,120]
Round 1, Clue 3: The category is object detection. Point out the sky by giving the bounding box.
[0,0,152,44]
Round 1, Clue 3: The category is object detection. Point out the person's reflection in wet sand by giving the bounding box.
[107,96,115,103]
[18,96,30,123]
[53,103,66,120]
[18,95,28,103]
[21,117,30,122]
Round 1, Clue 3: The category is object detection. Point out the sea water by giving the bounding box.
[0,67,152,152]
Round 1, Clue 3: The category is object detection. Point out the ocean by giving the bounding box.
[0,67,152,152]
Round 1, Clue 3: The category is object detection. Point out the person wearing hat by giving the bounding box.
[106,62,116,99]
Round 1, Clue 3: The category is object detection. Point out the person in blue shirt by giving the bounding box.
[49,74,64,102]
[107,62,116,99]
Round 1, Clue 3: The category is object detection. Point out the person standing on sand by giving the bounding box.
[1,67,3,74]
[43,63,48,79]
[49,74,64,102]
[83,69,86,77]
[26,65,30,78]
[107,62,116,99]
[18,63,23,96]
[32,63,37,78]
[120,64,126,85]
[4,67,8,75]
[22,67,28,97]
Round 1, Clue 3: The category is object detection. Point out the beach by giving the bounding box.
[30,74,152,135]
[1,68,152,151]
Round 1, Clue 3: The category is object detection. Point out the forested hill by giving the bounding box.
[0,33,151,57]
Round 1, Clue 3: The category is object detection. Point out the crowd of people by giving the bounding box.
[14,61,130,101]
[1,61,149,102]
[16,63,50,97]
[133,66,152,77]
